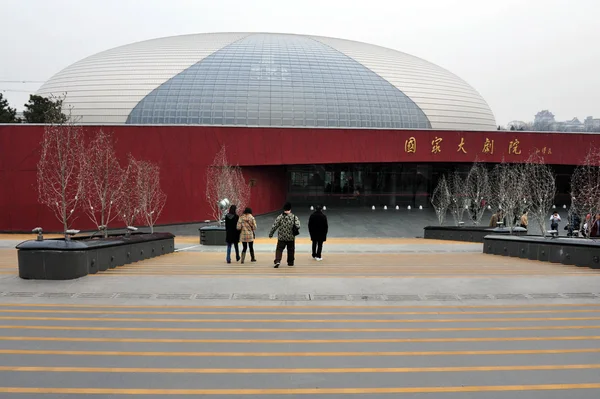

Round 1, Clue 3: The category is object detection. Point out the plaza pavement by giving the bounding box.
[0,228,599,397]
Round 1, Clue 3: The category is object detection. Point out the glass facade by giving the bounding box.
[287,163,574,208]
[126,34,431,128]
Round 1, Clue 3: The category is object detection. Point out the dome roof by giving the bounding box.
[38,33,496,130]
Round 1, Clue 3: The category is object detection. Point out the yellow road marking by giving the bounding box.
[1,303,599,309]
[1,348,599,357]
[1,383,600,394]
[2,308,600,316]
[1,364,600,374]
[1,324,600,333]
[1,316,600,323]
[0,335,599,344]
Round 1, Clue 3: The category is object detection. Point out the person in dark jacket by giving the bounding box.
[590,213,600,238]
[224,205,240,264]
[308,205,328,261]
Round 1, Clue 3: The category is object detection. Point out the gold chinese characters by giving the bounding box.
[431,137,442,153]
[508,139,522,155]
[404,137,416,153]
[482,138,494,154]
[457,138,467,153]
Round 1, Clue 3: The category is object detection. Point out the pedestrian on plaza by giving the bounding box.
[489,209,502,228]
[549,211,561,231]
[520,210,528,229]
[268,202,300,268]
[308,205,328,261]
[224,205,240,264]
[590,213,600,238]
[236,207,257,263]
[582,214,592,237]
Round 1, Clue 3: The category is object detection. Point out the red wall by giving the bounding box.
[1,124,598,232]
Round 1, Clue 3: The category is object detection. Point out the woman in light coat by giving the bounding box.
[236,207,257,263]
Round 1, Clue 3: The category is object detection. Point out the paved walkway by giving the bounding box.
[1,235,600,397]
[0,302,599,397]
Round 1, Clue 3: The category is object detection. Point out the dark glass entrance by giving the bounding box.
[287,163,577,208]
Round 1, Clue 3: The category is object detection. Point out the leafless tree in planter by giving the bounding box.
[135,160,167,234]
[490,161,527,230]
[37,117,85,236]
[465,162,491,225]
[82,130,125,237]
[448,171,470,226]
[571,147,600,236]
[206,145,251,222]
[431,175,451,225]
[522,152,556,237]
[118,156,141,229]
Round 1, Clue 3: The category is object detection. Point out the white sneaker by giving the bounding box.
[316,257,323,261]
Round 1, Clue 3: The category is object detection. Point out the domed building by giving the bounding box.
[3,33,537,232]
[38,33,496,130]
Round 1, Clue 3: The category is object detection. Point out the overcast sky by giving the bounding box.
[1,0,598,125]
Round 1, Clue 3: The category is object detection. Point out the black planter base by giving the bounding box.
[199,225,226,246]
[483,235,600,269]
[16,232,175,280]
[424,226,526,243]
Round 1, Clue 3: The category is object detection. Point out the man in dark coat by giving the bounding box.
[224,205,241,263]
[308,205,328,261]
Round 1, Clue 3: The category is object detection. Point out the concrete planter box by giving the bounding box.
[483,235,600,269]
[199,225,226,246]
[424,226,526,243]
[16,232,175,280]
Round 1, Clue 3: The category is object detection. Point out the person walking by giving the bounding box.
[268,202,300,268]
[549,211,561,231]
[224,205,240,264]
[237,207,257,263]
[308,205,328,261]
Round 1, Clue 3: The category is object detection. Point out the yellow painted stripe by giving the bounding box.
[1,383,600,394]
[1,348,599,357]
[1,316,600,323]
[0,335,598,344]
[1,364,600,374]
[1,324,600,333]
[2,308,600,316]
[2,303,599,309]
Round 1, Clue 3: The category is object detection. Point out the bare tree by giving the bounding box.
[82,130,125,237]
[431,175,451,225]
[522,152,556,237]
[448,171,470,226]
[206,145,251,221]
[136,160,167,234]
[117,156,140,229]
[37,117,85,236]
[571,147,600,237]
[465,162,491,225]
[490,161,527,230]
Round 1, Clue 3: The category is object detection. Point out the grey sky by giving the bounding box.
[1,0,598,125]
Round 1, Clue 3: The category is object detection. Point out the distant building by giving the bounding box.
[533,110,555,131]
[555,117,585,132]
[585,116,600,132]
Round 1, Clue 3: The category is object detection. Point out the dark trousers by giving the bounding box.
[275,240,295,265]
[242,241,255,259]
[311,240,323,258]
[226,242,239,262]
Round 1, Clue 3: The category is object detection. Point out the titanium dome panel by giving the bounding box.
[126,34,431,128]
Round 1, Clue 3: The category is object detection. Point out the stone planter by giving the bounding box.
[483,235,600,269]
[199,225,226,246]
[16,232,175,280]
[424,226,527,243]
